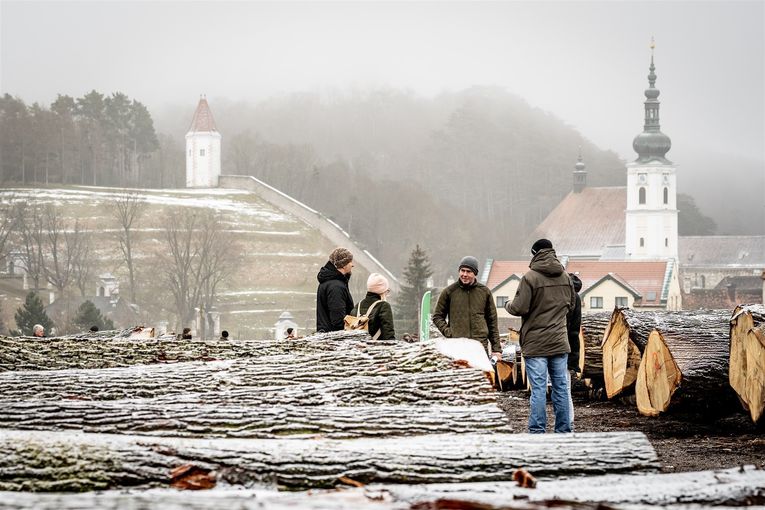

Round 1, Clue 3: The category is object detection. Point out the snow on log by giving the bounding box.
[0,401,511,439]
[634,310,736,417]
[1,465,763,509]
[580,311,611,383]
[381,465,765,507]
[0,362,496,406]
[729,304,765,423]
[0,429,658,491]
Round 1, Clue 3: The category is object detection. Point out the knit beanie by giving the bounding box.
[329,247,353,269]
[531,238,553,255]
[367,273,390,295]
[458,255,479,275]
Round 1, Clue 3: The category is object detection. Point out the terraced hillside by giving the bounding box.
[0,186,373,338]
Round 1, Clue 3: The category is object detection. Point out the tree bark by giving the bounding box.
[634,309,736,417]
[0,333,453,373]
[729,304,765,423]
[0,429,658,491]
[0,363,496,406]
[4,465,765,510]
[580,311,611,384]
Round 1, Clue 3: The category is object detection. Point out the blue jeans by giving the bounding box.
[525,354,572,433]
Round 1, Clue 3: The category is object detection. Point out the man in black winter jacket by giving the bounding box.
[566,273,583,372]
[316,247,355,333]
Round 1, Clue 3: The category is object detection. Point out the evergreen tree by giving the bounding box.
[72,300,114,332]
[395,245,433,333]
[11,291,54,336]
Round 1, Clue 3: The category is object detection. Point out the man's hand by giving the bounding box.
[491,352,502,363]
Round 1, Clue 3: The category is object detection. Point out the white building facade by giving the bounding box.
[185,96,221,188]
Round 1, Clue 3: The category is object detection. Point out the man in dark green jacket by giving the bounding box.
[433,256,502,360]
[506,239,575,433]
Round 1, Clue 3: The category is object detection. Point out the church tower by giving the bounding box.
[625,41,678,260]
[185,96,221,187]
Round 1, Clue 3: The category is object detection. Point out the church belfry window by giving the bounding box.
[200,149,206,157]
[639,187,646,205]
[640,237,645,247]
[663,187,668,204]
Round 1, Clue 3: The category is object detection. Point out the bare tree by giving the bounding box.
[72,227,94,297]
[0,198,18,272]
[43,207,88,297]
[14,203,46,291]
[160,209,235,334]
[110,192,146,303]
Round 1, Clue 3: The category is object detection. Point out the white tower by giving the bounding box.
[625,43,678,260]
[185,96,221,187]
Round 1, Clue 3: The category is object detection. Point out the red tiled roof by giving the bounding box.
[528,187,626,258]
[485,260,530,290]
[567,260,669,305]
[188,97,218,133]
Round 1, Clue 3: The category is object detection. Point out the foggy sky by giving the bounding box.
[1,0,763,164]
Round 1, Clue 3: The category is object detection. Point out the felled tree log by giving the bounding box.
[0,334,453,373]
[634,310,736,417]
[729,304,765,423]
[579,312,611,383]
[1,465,763,509]
[0,401,511,439]
[0,429,658,491]
[0,361,495,406]
[601,308,657,398]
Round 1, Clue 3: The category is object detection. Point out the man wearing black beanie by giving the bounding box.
[506,239,575,433]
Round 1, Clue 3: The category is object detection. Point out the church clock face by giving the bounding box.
[638,173,647,184]
[662,173,670,184]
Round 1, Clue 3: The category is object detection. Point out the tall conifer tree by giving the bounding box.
[11,291,54,336]
[395,245,433,333]
[72,300,114,332]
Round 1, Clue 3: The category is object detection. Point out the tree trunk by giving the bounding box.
[602,308,663,398]
[580,311,611,384]
[0,362,497,407]
[0,429,658,491]
[634,309,736,417]
[729,304,765,423]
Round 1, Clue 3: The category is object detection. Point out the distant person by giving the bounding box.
[90,326,99,332]
[220,330,229,340]
[354,273,396,340]
[284,327,296,339]
[181,327,192,340]
[505,239,575,434]
[32,324,45,338]
[433,256,502,361]
[316,247,354,333]
[402,333,413,343]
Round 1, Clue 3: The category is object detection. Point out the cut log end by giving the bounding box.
[636,330,682,417]
[729,305,765,423]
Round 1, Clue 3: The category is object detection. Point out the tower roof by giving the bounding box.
[632,39,672,164]
[188,96,218,133]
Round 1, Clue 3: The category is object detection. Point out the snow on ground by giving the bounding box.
[1,187,290,223]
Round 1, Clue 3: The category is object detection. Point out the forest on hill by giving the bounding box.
[1,87,736,280]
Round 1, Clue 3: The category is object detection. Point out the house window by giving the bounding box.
[590,296,603,309]
[639,187,646,204]
[200,149,206,157]
[188,149,192,157]
[647,291,657,302]
[663,187,669,204]
[615,296,628,308]
[665,238,669,247]
[640,237,645,248]
[496,296,509,308]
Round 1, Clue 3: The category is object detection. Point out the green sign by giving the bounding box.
[419,290,432,342]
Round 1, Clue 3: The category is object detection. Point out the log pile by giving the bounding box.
[729,304,765,423]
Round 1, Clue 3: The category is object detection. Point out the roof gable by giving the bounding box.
[188,97,218,133]
[567,260,669,306]
[485,260,531,289]
[679,235,765,267]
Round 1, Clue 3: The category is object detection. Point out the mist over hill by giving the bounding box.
[156,87,629,279]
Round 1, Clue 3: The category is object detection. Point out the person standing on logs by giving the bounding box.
[316,247,355,333]
[505,239,575,434]
[355,273,396,340]
[433,256,502,361]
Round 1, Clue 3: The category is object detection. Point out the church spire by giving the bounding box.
[632,38,672,164]
[573,146,587,193]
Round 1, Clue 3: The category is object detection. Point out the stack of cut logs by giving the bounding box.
[0,328,762,509]
[565,304,765,422]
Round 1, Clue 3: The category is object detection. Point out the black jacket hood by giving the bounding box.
[317,260,348,284]
[569,273,583,293]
